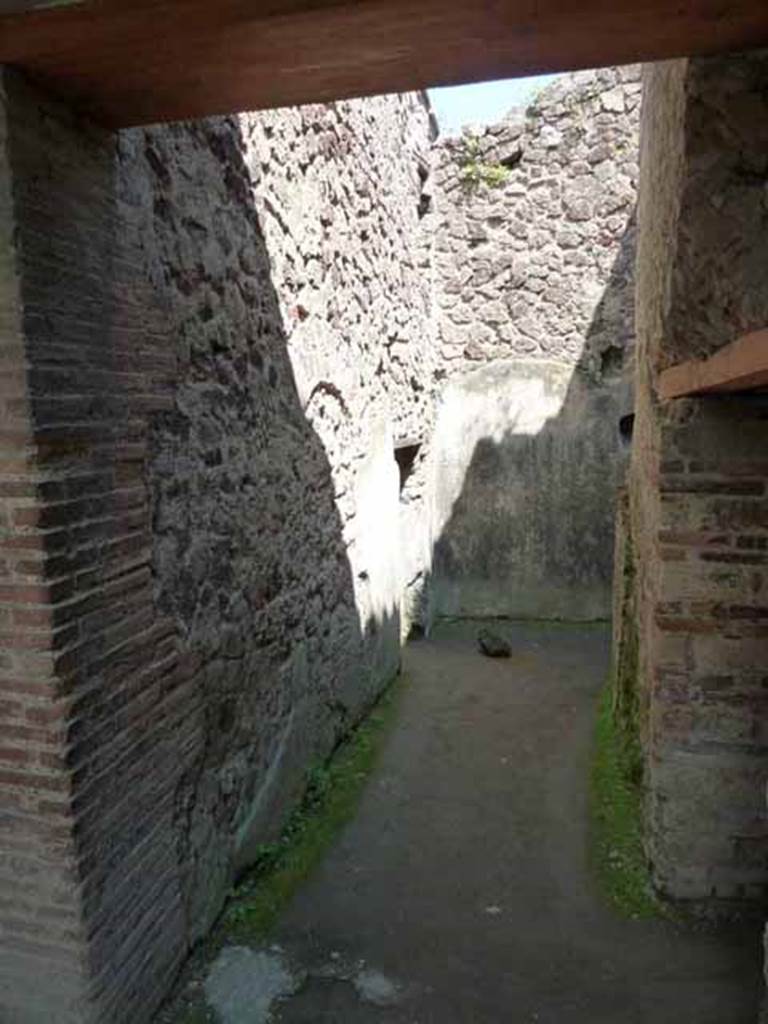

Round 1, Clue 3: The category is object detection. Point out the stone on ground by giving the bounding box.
[477,626,512,658]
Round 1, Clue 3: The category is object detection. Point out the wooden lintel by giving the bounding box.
[1,0,768,127]
[659,329,768,400]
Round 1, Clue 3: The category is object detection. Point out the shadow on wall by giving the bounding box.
[5,72,403,1024]
[130,116,406,997]
[430,216,636,623]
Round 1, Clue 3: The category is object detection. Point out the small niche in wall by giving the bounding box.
[498,149,522,170]
[619,413,635,448]
[600,344,625,379]
[394,440,421,494]
[417,158,432,219]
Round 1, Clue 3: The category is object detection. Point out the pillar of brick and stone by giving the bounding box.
[0,67,189,1023]
[0,69,92,1024]
[623,52,768,911]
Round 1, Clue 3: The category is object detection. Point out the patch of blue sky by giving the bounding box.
[428,75,561,135]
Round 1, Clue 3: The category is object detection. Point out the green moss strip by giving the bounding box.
[590,684,662,920]
[222,673,405,942]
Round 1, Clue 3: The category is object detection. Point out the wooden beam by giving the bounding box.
[659,329,768,400]
[1,0,768,127]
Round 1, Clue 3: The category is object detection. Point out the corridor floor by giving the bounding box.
[215,622,763,1024]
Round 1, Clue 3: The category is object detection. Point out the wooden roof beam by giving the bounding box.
[1,0,768,127]
[659,329,768,400]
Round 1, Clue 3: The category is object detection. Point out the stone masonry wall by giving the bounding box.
[240,102,438,639]
[122,93,436,944]
[0,69,434,1023]
[623,52,768,911]
[428,66,641,621]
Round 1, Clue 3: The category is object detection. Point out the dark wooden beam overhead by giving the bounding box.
[659,329,768,400]
[1,0,768,127]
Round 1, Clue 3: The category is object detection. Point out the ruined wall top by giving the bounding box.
[432,64,642,382]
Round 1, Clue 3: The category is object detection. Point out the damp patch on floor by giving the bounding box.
[204,947,302,1024]
[352,967,401,1006]
[200,945,406,1023]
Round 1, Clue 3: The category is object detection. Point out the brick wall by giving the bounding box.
[650,397,768,903]
[0,67,190,1021]
[623,53,768,910]
[0,71,94,1024]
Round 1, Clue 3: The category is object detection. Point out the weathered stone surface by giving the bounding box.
[433,67,640,373]
[119,92,438,977]
[429,67,641,621]
[430,360,628,621]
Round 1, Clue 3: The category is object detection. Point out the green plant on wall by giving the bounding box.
[591,683,661,919]
[221,674,406,941]
[590,513,667,921]
[457,135,510,191]
[161,675,406,1022]
[612,520,642,781]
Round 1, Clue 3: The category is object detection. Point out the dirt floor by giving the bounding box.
[206,621,764,1024]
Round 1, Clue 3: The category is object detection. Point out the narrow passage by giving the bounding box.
[243,623,762,1023]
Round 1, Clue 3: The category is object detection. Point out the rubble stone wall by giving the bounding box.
[429,66,642,620]
[127,91,437,949]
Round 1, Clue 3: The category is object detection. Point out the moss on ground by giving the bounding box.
[612,521,642,780]
[590,684,664,920]
[221,673,406,942]
[162,674,406,1022]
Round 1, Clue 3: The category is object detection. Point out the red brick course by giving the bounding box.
[0,69,188,1023]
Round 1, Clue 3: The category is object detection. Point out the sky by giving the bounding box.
[428,75,560,135]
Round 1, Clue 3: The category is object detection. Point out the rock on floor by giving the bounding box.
[477,627,512,658]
